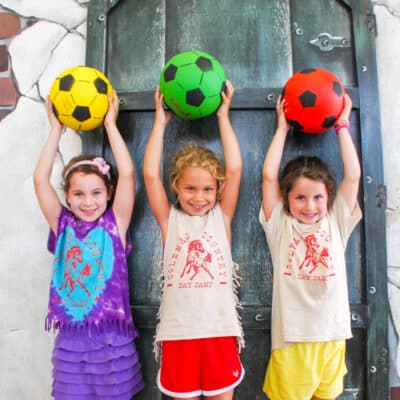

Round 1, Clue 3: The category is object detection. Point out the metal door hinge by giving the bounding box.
[309,32,351,52]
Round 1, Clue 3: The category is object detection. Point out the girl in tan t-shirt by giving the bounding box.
[143,81,244,400]
[261,93,361,400]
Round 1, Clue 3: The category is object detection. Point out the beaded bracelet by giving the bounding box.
[334,119,350,134]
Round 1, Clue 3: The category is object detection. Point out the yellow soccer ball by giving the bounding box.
[49,66,113,131]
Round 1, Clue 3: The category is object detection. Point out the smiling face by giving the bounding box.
[287,176,329,225]
[65,172,111,222]
[176,166,218,216]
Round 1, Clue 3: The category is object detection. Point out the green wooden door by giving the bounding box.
[85,1,388,398]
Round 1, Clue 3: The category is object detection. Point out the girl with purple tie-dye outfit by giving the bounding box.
[34,92,143,399]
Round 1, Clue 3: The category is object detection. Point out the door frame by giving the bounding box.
[84,1,388,398]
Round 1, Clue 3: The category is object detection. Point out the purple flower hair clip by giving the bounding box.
[92,157,111,177]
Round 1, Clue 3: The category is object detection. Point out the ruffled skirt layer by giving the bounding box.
[51,327,144,399]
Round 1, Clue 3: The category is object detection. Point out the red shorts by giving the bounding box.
[157,337,244,398]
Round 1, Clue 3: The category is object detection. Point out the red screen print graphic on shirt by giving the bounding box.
[284,229,335,281]
[180,240,214,280]
[59,245,91,297]
[165,232,228,289]
[52,226,114,322]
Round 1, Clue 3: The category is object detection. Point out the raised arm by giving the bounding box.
[104,91,135,242]
[143,86,172,242]
[336,93,361,212]
[33,97,64,234]
[261,95,290,220]
[217,80,242,224]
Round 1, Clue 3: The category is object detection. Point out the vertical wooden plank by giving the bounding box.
[165,0,292,88]
[289,0,356,85]
[106,0,165,91]
[84,0,110,154]
[350,1,389,399]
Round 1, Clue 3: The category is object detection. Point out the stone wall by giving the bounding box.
[0,0,399,399]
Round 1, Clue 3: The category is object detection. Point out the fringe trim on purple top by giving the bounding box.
[45,317,138,339]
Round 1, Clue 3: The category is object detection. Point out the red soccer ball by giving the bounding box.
[282,68,345,134]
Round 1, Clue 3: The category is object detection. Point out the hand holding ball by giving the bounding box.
[49,66,113,131]
[282,68,345,134]
[159,50,226,120]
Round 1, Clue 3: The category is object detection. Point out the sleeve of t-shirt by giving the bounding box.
[331,190,363,244]
[259,200,285,240]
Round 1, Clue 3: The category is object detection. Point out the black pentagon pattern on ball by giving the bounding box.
[186,88,205,107]
[322,116,337,128]
[332,81,343,97]
[300,68,317,74]
[94,77,108,94]
[52,104,59,117]
[164,64,178,82]
[299,90,317,107]
[59,74,74,91]
[288,120,304,131]
[195,56,212,72]
[73,106,91,122]
[221,82,227,94]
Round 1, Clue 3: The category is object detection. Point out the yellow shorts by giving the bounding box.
[263,340,347,400]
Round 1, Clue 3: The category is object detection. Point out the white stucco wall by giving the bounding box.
[374,0,400,389]
[0,0,399,398]
[0,1,87,399]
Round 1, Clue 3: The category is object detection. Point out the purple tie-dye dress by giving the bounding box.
[46,206,144,399]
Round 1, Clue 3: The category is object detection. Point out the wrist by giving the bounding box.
[104,120,117,131]
[50,126,63,136]
[276,126,289,136]
[334,119,350,134]
[217,112,229,121]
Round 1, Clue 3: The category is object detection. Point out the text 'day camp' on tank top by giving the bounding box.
[155,203,243,344]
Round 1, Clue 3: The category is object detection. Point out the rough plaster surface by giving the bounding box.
[0,0,86,29]
[374,0,400,383]
[0,1,86,398]
[0,0,400,398]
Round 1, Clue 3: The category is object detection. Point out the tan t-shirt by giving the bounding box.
[155,204,243,345]
[259,191,362,350]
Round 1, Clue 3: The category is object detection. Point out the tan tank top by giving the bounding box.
[155,204,243,347]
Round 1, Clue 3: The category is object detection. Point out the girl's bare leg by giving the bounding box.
[206,389,234,400]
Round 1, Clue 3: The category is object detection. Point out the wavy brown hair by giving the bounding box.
[280,156,337,213]
[62,154,116,203]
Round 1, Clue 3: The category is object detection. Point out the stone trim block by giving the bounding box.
[0,13,20,39]
[0,77,18,106]
[392,387,400,400]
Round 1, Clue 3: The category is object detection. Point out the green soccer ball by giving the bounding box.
[159,50,226,120]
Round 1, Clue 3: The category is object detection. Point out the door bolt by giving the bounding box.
[266,93,274,101]
[369,365,377,373]
[369,286,376,294]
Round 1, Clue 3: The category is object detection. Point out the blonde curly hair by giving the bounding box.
[170,145,225,200]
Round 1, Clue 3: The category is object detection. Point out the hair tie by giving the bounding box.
[334,119,350,134]
[64,157,111,179]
